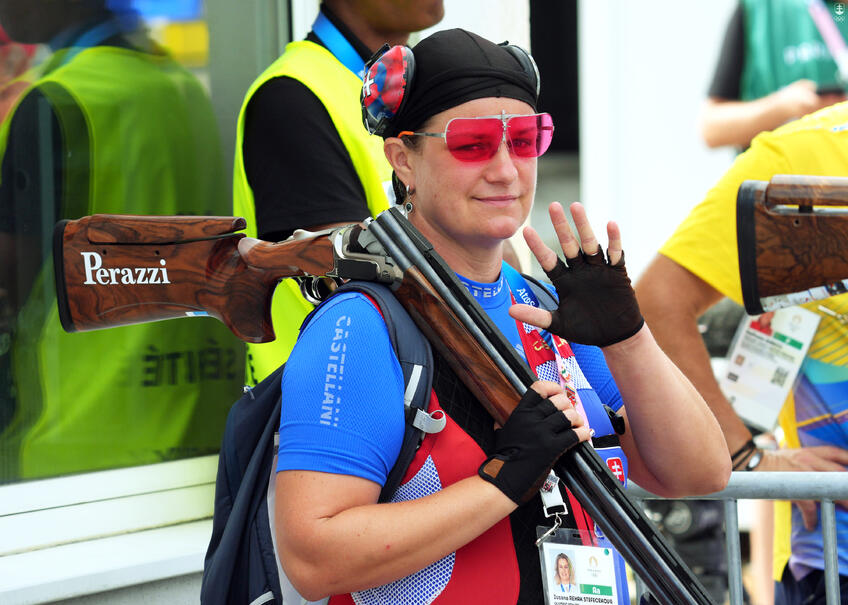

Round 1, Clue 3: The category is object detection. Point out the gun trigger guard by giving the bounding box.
[604,404,626,435]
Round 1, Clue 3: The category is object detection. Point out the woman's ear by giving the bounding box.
[383,137,415,190]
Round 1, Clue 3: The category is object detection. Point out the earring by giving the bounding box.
[404,185,415,213]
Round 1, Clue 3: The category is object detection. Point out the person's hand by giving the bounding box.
[508,201,644,347]
[818,89,847,109]
[756,446,848,530]
[772,79,844,122]
[478,380,591,504]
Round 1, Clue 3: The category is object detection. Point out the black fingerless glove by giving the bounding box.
[478,388,580,504]
[545,247,644,347]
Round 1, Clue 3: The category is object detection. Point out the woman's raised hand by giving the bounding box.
[508,202,644,347]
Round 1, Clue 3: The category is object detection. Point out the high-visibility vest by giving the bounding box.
[232,40,391,384]
[0,44,245,481]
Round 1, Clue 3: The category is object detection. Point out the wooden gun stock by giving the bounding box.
[54,214,336,343]
[738,175,848,314]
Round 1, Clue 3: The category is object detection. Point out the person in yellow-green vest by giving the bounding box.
[233,0,444,384]
[0,0,244,482]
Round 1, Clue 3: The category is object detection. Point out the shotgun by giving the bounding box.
[737,174,848,315]
[54,208,714,605]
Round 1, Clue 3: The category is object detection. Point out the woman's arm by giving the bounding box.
[509,202,731,497]
[276,470,514,599]
[602,324,729,496]
[569,334,727,496]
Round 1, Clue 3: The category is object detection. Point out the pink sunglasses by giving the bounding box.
[398,112,554,162]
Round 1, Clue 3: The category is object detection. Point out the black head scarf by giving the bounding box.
[382,28,538,138]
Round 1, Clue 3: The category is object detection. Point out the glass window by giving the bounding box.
[0,0,246,486]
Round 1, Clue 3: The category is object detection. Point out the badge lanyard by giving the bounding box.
[503,265,589,425]
[503,266,629,603]
[503,265,600,544]
[311,11,366,78]
[39,13,140,76]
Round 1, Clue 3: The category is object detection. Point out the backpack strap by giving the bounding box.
[521,272,559,311]
[334,281,440,502]
[201,365,285,603]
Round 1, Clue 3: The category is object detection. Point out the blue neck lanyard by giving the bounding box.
[311,11,366,78]
[502,262,559,350]
[502,262,542,309]
[49,13,139,69]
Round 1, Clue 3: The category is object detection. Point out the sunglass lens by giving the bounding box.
[506,113,554,158]
[444,118,503,161]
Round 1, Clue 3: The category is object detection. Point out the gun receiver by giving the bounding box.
[738,174,848,314]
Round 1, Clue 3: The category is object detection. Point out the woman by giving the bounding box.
[554,553,577,593]
[274,28,730,604]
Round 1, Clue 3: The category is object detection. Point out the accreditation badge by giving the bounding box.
[537,527,624,605]
[718,306,819,431]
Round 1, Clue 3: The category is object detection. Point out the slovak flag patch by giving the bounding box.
[362,45,410,121]
[606,457,626,484]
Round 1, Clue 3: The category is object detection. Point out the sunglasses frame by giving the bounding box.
[397,111,554,162]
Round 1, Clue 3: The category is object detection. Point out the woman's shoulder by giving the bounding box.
[291,290,398,361]
[283,289,403,393]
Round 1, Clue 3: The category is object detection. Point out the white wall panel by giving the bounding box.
[578,0,738,279]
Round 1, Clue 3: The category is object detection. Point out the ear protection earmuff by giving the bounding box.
[361,44,415,136]
[501,43,540,98]
[360,41,539,138]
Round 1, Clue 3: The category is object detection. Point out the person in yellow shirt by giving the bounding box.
[637,101,848,604]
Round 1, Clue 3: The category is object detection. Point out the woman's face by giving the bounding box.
[557,557,571,582]
[402,97,538,253]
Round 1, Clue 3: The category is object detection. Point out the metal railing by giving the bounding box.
[628,472,848,605]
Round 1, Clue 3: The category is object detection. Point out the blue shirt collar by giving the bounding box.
[457,264,509,308]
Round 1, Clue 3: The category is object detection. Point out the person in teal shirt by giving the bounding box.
[701,0,847,149]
